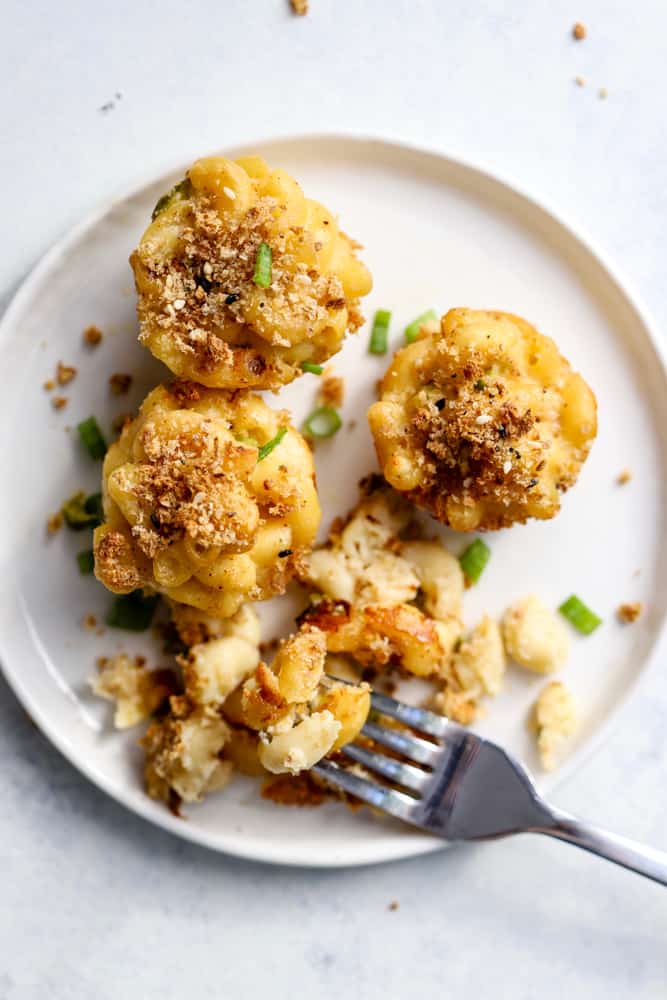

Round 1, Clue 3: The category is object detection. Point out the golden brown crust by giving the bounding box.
[93,384,320,616]
[131,156,372,390]
[368,309,597,531]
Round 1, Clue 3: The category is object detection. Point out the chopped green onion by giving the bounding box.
[151,178,192,221]
[106,592,160,631]
[76,549,95,575]
[253,242,272,288]
[62,491,104,530]
[257,427,287,462]
[405,309,439,344]
[302,406,342,440]
[301,362,324,375]
[77,417,107,460]
[84,492,104,522]
[459,538,491,584]
[369,309,392,355]
[559,595,602,635]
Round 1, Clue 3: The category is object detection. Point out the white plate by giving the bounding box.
[1,135,666,867]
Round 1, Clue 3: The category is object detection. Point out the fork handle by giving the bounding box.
[535,809,667,886]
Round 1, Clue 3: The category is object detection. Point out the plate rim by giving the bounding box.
[2,130,667,868]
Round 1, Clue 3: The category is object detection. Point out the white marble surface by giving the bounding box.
[2,0,667,996]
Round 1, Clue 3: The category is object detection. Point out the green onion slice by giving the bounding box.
[301,362,324,375]
[62,491,104,530]
[405,309,439,344]
[559,595,602,635]
[253,242,272,288]
[76,549,95,574]
[77,417,107,460]
[369,309,392,355]
[302,406,342,440]
[257,427,287,462]
[459,538,491,584]
[106,592,160,631]
[151,178,192,221]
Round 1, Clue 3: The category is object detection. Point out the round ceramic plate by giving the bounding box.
[1,135,666,867]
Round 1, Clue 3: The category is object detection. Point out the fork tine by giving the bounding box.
[340,742,430,793]
[361,720,441,766]
[369,691,449,739]
[313,759,416,821]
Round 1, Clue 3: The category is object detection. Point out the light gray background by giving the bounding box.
[2,1,666,997]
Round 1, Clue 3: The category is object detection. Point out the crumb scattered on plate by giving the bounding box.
[575,75,586,87]
[572,22,586,40]
[46,512,63,535]
[57,361,77,386]
[617,602,642,624]
[82,613,98,631]
[43,379,55,391]
[83,325,103,346]
[388,900,400,912]
[617,468,632,485]
[598,87,608,100]
[290,0,308,14]
[319,367,344,408]
[109,372,133,395]
[52,395,68,410]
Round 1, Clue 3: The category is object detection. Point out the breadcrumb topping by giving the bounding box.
[83,325,103,346]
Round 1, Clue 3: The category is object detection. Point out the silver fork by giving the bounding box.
[313,691,667,884]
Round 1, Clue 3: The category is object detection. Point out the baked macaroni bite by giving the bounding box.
[94,381,320,617]
[368,308,597,531]
[131,155,373,389]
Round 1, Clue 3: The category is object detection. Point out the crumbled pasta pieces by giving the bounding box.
[259,711,341,775]
[435,615,505,723]
[531,681,578,771]
[170,601,260,649]
[368,309,597,531]
[273,626,326,702]
[91,654,176,728]
[93,383,320,616]
[182,634,260,705]
[502,595,569,674]
[131,155,372,390]
[143,696,233,802]
[300,599,452,678]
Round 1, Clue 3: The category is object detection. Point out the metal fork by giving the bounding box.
[313,691,667,884]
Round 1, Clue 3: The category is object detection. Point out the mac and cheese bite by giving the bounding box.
[94,381,320,617]
[131,155,372,389]
[368,309,597,531]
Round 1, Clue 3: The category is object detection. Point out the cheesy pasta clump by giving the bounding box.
[94,381,320,617]
[368,309,597,531]
[131,155,372,389]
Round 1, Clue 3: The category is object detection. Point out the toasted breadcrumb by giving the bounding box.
[83,325,103,346]
[43,379,55,391]
[52,396,68,410]
[261,774,326,806]
[388,901,400,912]
[47,512,63,535]
[109,373,133,395]
[319,368,344,408]
[290,0,308,14]
[82,613,98,631]
[575,75,586,87]
[598,87,608,100]
[572,22,586,40]
[57,361,77,386]
[617,468,632,485]
[617,602,642,624]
